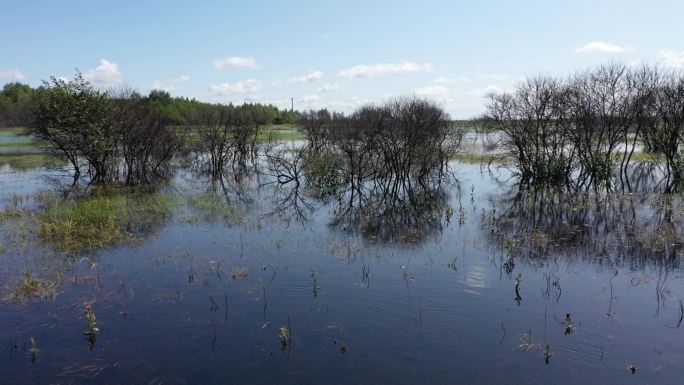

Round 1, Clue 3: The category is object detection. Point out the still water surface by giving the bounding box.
[0,160,682,385]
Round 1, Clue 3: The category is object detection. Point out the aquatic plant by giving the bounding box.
[231,267,248,279]
[29,337,39,363]
[445,205,454,223]
[564,313,574,335]
[543,344,552,364]
[518,330,552,364]
[8,270,58,301]
[312,279,321,297]
[514,273,522,305]
[458,204,466,225]
[278,326,291,347]
[84,305,99,350]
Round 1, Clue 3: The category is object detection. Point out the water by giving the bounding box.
[0,160,683,385]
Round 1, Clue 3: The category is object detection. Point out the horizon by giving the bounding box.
[2,0,684,118]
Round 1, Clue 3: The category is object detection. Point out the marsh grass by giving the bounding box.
[451,152,511,165]
[0,142,37,149]
[256,129,304,141]
[38,190,176,252]
[0,194,28,221]
[0,127,28,134]
[187,192,244,224]
[7,270,59,301]
[231,267,248,279]
[0,153,51,170]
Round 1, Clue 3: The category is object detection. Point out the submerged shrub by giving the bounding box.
[30,74,184,185]
[485,63,684,192]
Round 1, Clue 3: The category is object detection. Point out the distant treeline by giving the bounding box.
[0,80,300,128]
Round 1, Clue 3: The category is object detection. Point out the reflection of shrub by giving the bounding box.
[38,192,175,252]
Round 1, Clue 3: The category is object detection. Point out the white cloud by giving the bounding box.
[337,61,432,78]
[433,76,470,85]
[480,73,513,81]
[658,49,684,69]
[288,70,323,84]
[171,75,190,83]
[83,59,122,86]
[319,83,339,93]
[300,94,319,103]
[209,79,262,95]
[415,85,449,97]
[213,56,259,69]
[575,41,627,53]
[152,80,175,93]
[0,69,27,81]
[271,79,283,88]
[152,75,190,93]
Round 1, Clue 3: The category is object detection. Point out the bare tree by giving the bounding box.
[487,77,575,185]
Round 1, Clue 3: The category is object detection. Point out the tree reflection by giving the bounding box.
[484,186,684,270]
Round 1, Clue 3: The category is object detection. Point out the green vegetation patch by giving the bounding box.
[256,129,305,141]
[187,191,244,224]
[0,142,37,148]
[0,153,49,170]
[38,191,176,252]
[7,270,59,301]
[0,127,28,134]
[451,152,511,164]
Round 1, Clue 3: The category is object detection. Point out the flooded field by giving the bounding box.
[1,153,683,385]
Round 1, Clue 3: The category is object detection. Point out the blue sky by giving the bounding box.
[1,0,683,118]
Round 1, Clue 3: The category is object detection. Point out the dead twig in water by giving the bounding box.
[224,294,228,322]
[211,322,217,349]
[209,295,218,312]
[606,277,614,317]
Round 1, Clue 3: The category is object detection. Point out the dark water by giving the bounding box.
[1,161,683,385]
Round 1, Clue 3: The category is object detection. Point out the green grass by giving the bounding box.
[451,151,663,165]
[187,192,244,224]
[7,270,58,301]
[38,191,176,252]
[0,128,42,156]
[180,125,305,144]
[0,153,50,170]
[451,152,511,164]
[614,151,664,162]
[0,127,28,134]
[257,128,305,141]
[265,123,301,130]
[0,142,38,148]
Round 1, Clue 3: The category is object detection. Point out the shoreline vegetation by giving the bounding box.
[0,62,680,192]
[1,63,684,385]
[0,62,681,294]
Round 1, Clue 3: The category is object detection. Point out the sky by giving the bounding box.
[1,0,684,118]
